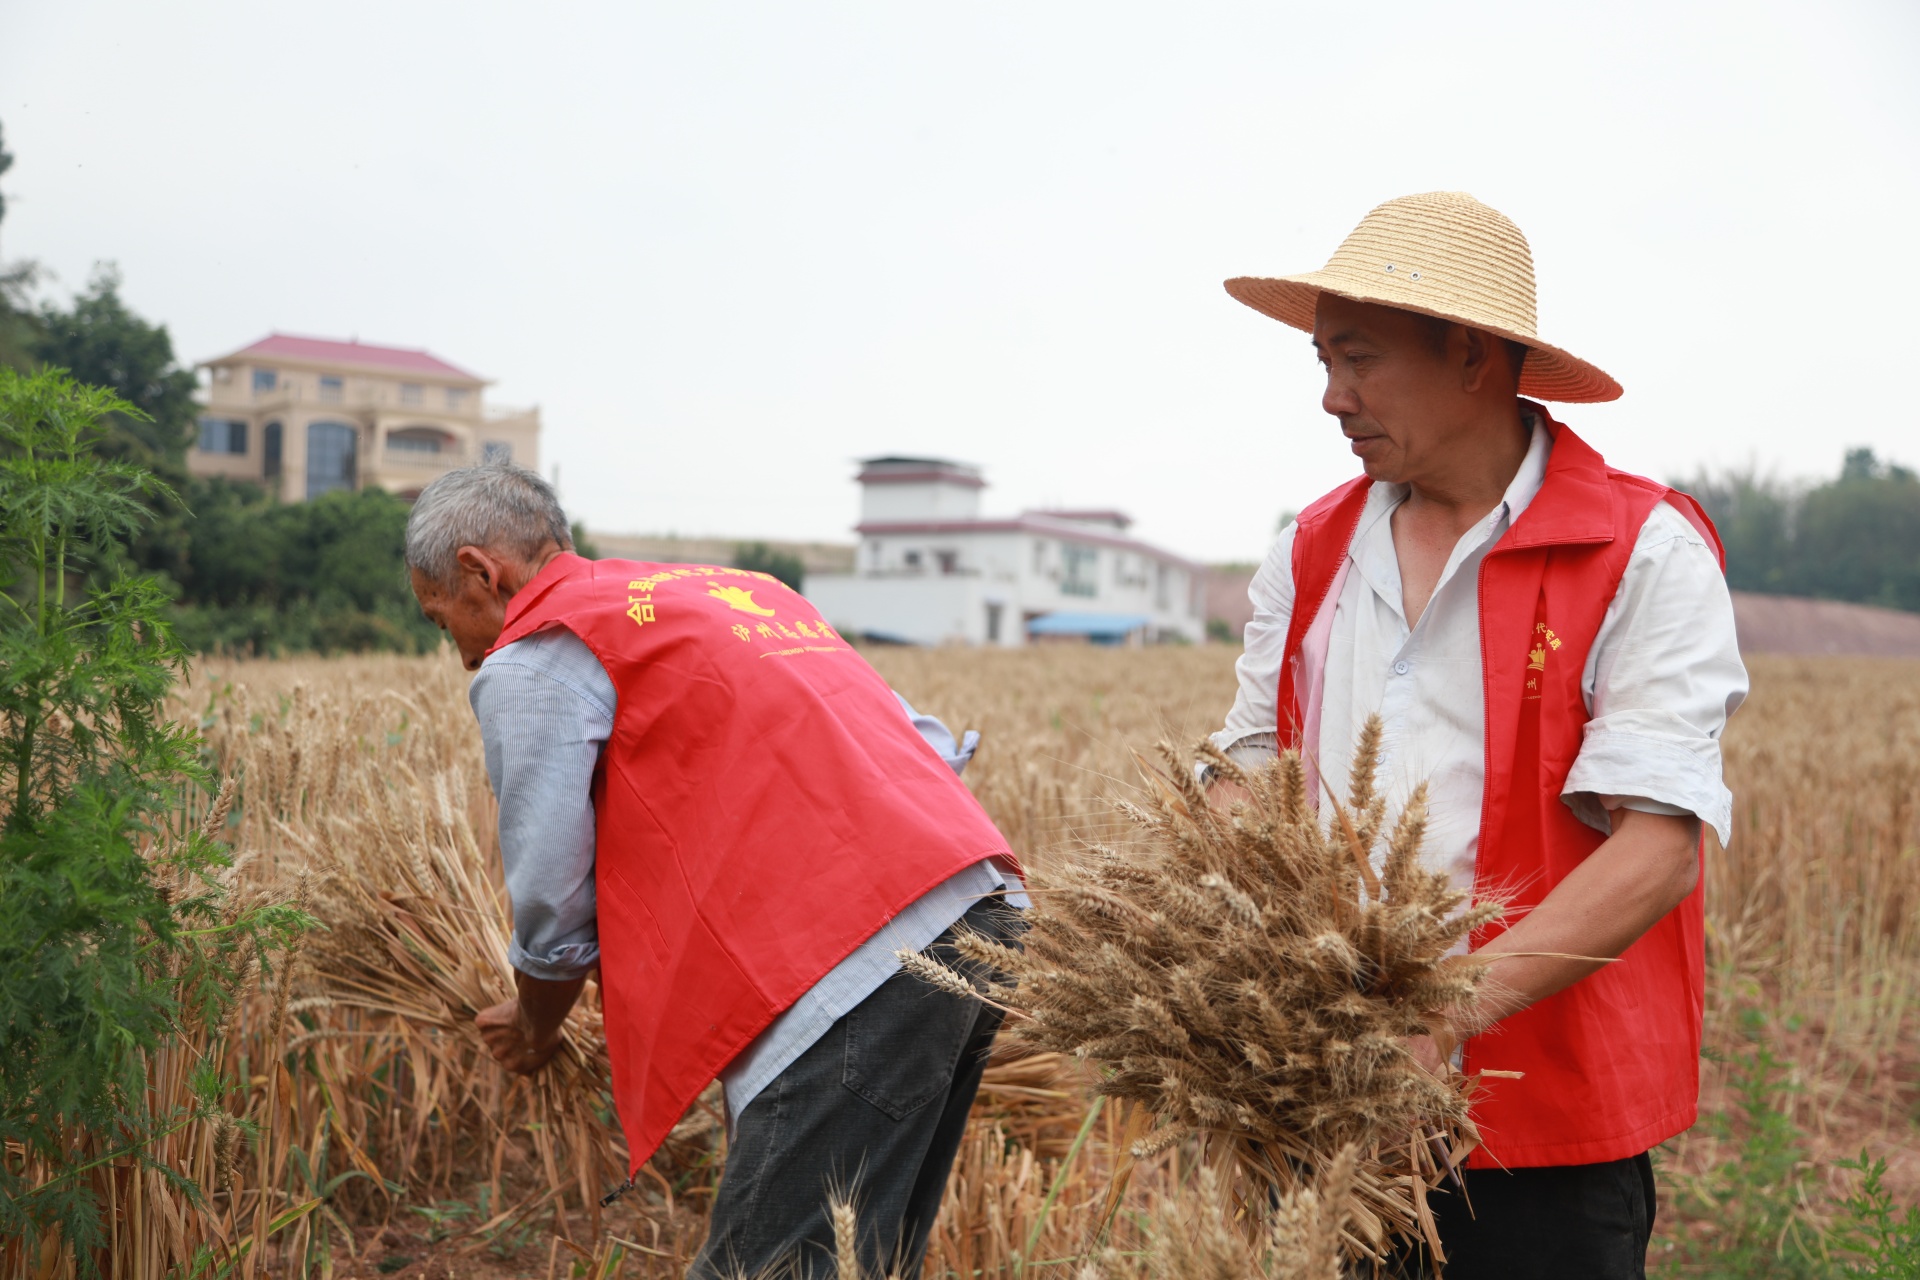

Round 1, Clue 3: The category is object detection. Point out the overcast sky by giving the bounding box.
[3,1,1915,562]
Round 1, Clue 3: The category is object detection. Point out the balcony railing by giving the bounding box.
[378,444,471,469]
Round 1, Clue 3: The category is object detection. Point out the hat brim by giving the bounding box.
[1225,273,1623,404]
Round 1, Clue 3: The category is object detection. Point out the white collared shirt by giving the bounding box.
[1212,417,1749,892]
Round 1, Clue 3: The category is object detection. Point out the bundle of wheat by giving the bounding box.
[909,716,1502,1262]
[272,732,631,1237]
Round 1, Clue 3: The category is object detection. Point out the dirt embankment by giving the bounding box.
[1203,567,1920,659]
[1729,591,1920,658]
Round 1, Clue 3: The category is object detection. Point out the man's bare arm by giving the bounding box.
[1412,807,1700,1068]
[475,970,588,1075]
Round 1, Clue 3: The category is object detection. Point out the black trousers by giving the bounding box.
[689,898,1023,1280]
[1390,1152,1657,1280]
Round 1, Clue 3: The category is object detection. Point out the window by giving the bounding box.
[482,441,512,464]
[389,427,452,455]
[318,376,344,403]
[1155,562,1170,610]
[263,422,283,479]
[399,382,424,406]
[305,421,358,498]
[985,601,1004,644]
[903,550,923,571]
[252,368,278,395]
[196,418,248,455]
[446,387,469,411]
[936,550,960,575]
[1061,545,1098,597]
[1032,540,1047,574]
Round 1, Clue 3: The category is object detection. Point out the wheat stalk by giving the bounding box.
[906,716,1501,1262]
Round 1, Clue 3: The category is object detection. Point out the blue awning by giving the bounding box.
[1026,612,1152,639]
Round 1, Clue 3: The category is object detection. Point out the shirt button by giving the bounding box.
[1393,660,1410,675]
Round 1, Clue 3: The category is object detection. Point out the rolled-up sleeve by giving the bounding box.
[1209,524,1297,767]
[1563,502,1749,845]
[469,630,615,981]
[894,692,980,775]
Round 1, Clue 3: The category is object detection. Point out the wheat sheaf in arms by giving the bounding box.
[901,715,1508,1266]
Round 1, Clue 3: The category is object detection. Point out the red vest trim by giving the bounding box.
[1277,408,1725,1168]
[492,556,1015,1173]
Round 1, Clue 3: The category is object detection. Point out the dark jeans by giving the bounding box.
[1389,1151,1657,1280]
[690,897,1024,1280]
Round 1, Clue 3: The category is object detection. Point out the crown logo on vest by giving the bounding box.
[1526,623,1563,699]
[707,584,778,617]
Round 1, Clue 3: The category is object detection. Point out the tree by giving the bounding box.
[1676,467,1796,596]
[165,485,444,655]
[1791,450,1920,611]
[733,540,805,592]
[0,119,39,372]
[32,265,199,473]
[0,117,12,229]
[1678,448,1920,612]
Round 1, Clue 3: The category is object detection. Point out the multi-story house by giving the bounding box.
[804,456,1206,645]
[187,333,541,501]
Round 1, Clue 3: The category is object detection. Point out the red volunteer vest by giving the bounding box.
[1277,409,1725,1169]
[491,555,1014,1173]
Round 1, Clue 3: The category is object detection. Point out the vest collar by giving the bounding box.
[492,551,595,653]
[1496,402,1616,550]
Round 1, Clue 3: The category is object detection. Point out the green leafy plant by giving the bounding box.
[1674,1037,1827,1278]
[408,1196,479,1244]
[0,367,293,1274]
[1671,1019,1920,1279]
[1831,1151,1920,1279]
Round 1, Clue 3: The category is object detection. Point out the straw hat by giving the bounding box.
[1225,191,1622,403]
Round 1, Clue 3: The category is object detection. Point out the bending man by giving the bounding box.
[404,463,1024,1278]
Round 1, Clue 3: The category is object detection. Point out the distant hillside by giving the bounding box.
[1730,591,1920,658]
[1201,566,1920,660]
[586,532,856,576]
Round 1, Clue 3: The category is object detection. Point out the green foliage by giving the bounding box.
[30,265,201,475]
[1831,1153,1920,1279]
[1679,449,1920,612]
[0,369,182,824]
[733,540,805,591]
[0,120,40,373]
[1671,1017,1920,1278]
[0,367,289,1270]
[0,117,12,227]
[1680,1040,1828,1277]
[571,521,599,561]
[1794,451,1920,611]
[279,1123,398,1273]
[160,480,442,655]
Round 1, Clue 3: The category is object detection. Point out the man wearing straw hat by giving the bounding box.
[403,465,1026,1279]
[1209,192,1747,1278]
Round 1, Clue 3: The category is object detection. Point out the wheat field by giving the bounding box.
[29,646,1913,1278]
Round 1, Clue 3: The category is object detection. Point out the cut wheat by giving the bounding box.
[917,716,1502,1262]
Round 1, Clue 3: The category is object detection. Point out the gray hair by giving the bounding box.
[404,461,574,586]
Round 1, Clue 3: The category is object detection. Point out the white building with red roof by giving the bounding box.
[187,333,541,502]
[804,457,1206,646]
